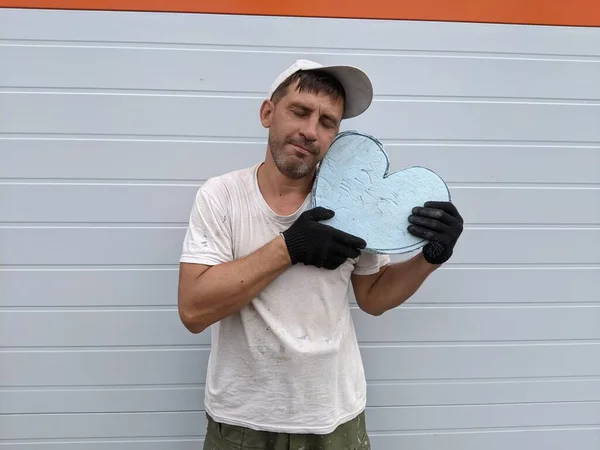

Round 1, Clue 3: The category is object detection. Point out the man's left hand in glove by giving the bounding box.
[407,201,464,265]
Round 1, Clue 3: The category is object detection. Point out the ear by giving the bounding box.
[259,99,275,128]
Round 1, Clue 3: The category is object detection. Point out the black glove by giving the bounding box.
[407,201,464,265]
[282,207,367,270]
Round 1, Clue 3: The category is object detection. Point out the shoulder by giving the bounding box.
[197,164,257,206]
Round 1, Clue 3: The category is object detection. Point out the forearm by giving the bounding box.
[366,252,439,315]
[178,236,291,333]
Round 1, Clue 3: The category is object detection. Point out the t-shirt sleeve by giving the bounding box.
[179,184,233,265]
[352,251,391,276]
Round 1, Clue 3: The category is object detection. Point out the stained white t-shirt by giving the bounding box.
[180,163,390,434]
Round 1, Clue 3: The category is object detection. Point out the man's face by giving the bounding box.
[260,80,344,180]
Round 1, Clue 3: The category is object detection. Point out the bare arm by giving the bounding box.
[178,203,367,333]
[178,236,291,333]
[351,252,439,316]
[351,200,464,316]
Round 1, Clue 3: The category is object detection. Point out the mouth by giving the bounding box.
[291,144,314,156]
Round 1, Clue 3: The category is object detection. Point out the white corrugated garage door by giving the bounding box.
[1,8,599,449]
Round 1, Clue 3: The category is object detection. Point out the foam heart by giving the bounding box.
[311,130,451,254]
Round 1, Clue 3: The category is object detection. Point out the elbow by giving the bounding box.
[363,306,385,317]
[178,301,209,334]
[360,295,411,316]
[357,299,385,317]
[180,311,208,334]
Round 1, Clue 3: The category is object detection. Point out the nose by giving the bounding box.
[299,115,318,142]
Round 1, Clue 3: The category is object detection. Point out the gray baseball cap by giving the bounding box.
[267,59,374,119]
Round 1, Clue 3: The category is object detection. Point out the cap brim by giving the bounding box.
[315,65,373,119]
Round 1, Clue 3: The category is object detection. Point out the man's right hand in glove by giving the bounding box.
[281,207,367,270]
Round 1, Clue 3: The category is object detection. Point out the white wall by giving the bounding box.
[1,8,599,449]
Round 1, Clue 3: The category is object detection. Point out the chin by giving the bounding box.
[279,162,314,179]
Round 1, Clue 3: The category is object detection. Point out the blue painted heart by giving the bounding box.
[311,130,451,254]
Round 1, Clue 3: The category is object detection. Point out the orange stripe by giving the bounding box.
[1,0,600,27]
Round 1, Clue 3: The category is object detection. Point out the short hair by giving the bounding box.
[270,69,346,107]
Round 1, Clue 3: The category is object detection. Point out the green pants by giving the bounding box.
[203,411,371,450]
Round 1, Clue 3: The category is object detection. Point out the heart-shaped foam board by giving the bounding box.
[312,130,451,254]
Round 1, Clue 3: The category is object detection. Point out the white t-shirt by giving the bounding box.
[180,163,390,434]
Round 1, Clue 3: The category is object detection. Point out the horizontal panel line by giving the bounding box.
[367,375,600,385]
[355,303,600,309]
[0,306,177,311]
[0,345,210,352]
[0,264,588,269]
[3,342,600,352]
[3,134,600,147]
[4,86,600,104]
[0,89,262,99]
[5,385,600,402]
[5,338,600,353]
[443,263,600,268]
[377,96,600,105]
[0,383,205,392]
[0,383,591,398]
[374,400,600,408]
[449,182,600,188]
[3,302,599,311]
[397,302,600,308]
[0,135,267,143]
[0,410,205,417]
[2,426,600,444]
[5,85,600,106]
[3,88,600,105]
[2,179,600,189]
[4,341,600,352]
[1,224,599,230]
[465,225,600,229]
[359,341,600,348]
[2,40,600,61]
[5,400,600,416]
[0,179,204,186]
[0,133,267,141]
[0,266,179,271]
[369,425,600,435]
[6,375,600,390]
[0,436,204,444]
[0,222,189,227]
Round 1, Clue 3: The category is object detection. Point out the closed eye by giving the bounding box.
[322,118,336,129]
[290,106,309,117]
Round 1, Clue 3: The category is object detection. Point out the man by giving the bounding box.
[178,59,463,449]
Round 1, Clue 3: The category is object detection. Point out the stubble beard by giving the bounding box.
[269,135,320,180]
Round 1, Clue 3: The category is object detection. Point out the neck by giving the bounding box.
[256,158,315,216]
[257,160,315,198]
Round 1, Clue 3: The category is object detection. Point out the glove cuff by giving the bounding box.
[423,241,453,265]
[281,229,305,265]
